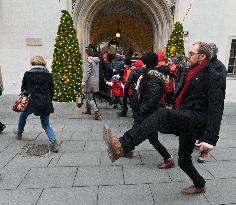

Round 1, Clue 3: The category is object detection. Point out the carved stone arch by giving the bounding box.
[73,0,173,55]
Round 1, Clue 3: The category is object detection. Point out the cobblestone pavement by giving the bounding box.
[0,94,236,205]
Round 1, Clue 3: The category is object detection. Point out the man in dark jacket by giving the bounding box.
[103,42,226,194]
[196,43,227,163]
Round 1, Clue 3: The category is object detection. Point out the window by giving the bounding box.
[228,39,236,73]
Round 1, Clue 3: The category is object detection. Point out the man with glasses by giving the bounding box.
[103,41,226,195]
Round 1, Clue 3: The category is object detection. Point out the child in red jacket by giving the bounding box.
[106,74,124,109]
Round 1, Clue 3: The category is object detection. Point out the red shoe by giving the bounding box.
[158,159,175,169]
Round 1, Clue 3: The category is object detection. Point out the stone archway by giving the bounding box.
[73,0,173,55]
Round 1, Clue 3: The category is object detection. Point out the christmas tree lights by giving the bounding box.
[166,22,185,58]
[52,10,83,102]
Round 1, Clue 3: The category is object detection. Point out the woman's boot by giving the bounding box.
[94,111,101,120]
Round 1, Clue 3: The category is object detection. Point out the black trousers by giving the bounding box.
[132,110,171,161]
[120,108,206,188]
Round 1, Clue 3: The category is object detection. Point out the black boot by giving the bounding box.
[118,108,127,117]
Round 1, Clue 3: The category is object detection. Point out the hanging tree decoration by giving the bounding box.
[51,10,83,102]
[166,21,185,58]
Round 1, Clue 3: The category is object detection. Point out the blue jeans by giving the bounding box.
[17,111,56,142]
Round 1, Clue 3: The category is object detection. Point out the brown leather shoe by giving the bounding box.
[158,159,175,169]
[197,150,209,163]
[182,185,205,195]
[103,125,124,162]
[82,108,91,115]
[94,111,101,120]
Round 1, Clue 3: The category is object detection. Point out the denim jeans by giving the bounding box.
[17,110,56,142]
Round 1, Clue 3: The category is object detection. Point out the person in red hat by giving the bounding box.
[156,50,175,106]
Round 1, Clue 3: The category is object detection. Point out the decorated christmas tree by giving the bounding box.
[166,21,185,58]
[51,10,83,102]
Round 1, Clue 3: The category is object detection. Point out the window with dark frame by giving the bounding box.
[228,39,236,73]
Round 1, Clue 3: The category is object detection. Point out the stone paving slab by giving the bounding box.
[0,167,29,189]
[84,140,107,152]
[150,182,210,205]
[204,161,236,179]
[0,95,236,204]
[5,154,53,168]
[98,184,154,205]
[74,166,124,186]
[57,152,101,167]
[60,140,85,153]
[123,164,171,184]
[0,189,42,205]
[0,152,16,168]
[210,147,236,161]
[204,178,236,205]
[167,165,214,182]
[19,167,77,188]
[37,187,98,205]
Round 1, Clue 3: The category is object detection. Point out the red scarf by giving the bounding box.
[175,60,208,109]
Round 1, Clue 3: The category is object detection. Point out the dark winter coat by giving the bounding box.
[21,66,54,116]
[209,56,227,98]
[124,67,145,109]
[175,65,188,93]
[173,64,226,146]
[210,56,227,77]
[137,67,167,121]
[110,59,124,79]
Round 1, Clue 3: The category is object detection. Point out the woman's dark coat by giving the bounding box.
[138,67,166,122]
[21,67,54,116]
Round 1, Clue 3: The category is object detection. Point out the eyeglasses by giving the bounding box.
[188,51,201,57]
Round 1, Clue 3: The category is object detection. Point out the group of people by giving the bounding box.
[81,45,188,120]
[0,41,227,196]
[103,41,227,195]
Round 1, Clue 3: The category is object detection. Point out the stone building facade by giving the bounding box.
[0,0,236,93]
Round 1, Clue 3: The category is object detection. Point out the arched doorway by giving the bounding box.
[73,0,173,55]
